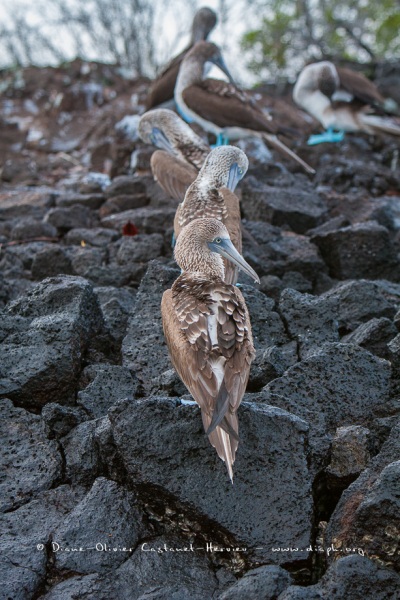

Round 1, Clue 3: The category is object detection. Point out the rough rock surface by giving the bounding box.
[0,398,63,512]
[326,421,400,571]
[1,60,400,597]
[0,276,104,408]
[109,397,313,566]
[279,555,400,599]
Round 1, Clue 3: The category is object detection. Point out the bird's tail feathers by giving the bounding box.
[206,381,230,436]
[260,132,316,174]
[202,411,239,482]
[360,114,400,136]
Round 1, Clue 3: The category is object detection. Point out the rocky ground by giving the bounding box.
[1,60,400,599]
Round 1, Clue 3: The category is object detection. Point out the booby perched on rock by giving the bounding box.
[146,7,217,110]
[161,218,259,481]
[138,108,210,200]
[174,145,248,284]
[293,61,400,145]
[174,41,315,174]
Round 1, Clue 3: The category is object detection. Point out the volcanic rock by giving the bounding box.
[109,397,313,566]
[0,399,62,512]
[0,276,103,408]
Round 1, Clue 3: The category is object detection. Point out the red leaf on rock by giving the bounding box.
[122,221,139,236]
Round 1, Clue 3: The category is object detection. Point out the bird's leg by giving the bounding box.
[307,127,345,145]
[171,231,176,248]
[212,132,230,147]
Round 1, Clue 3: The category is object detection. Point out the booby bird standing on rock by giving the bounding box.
[161,218,259,481]
[174,145,248,284]
[138,108,210,201]
[146,7,217,110]
[174,41,315,174]
[293,61,400,145]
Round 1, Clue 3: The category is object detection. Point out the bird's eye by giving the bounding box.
[238,168,243,175]
[214,237,221,244]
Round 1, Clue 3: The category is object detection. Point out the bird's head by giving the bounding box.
[199,145,248,191]
[192,7,217,42]
[175,218,259,283]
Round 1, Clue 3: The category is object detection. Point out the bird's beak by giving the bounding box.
[211,55,236,85]
[151,127,174,153]
[208,238,260,283]
[227,163,243,192]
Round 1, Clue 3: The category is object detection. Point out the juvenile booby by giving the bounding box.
[146,7,217,110]
[174,41,315,174]
[138,108,210,200]
[161,218,259,481]
[293,61,400,144]
[174,145,248,284]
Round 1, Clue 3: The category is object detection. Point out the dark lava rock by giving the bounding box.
[0,398,62,512]
[279,555,400,599]
[99,193,149,216]
[326,425,370,480]
[56,192,105,209]
[261,343,391,470]
[101,207,176,234]
[45,204,99,232]
[0,276,103,408]
[11,217,58,240]
[105,175,146,198]
[53,477,143,574]
[1,485,84,600]
[342,317,398,359]
[94,286,136,342]
[326,421,400,571]
[31,246,74,279]
[41,534,226,599]
[109,397,312,566]
[122,261,180,393]
[311,221,399,280]
[279,288,339,358]
[116,233,164,264]
[62,420,101,485]
[240,285,289,349]
[220,565,293,600]
[65,227,120,247]
[0,188,56,219]
[242,220,326,282]
[42,402,88,439]
[77,364,137,419]
[317,279,400,333]
[241,177,327,234]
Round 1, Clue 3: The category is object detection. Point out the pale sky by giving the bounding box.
[0,0,259,85]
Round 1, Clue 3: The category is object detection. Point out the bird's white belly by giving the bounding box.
[322,106,359,132]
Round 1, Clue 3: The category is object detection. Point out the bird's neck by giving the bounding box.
[175,244,225,281]
[175,57,204,96]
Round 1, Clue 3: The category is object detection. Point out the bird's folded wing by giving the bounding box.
[151,151,197,201]
[336,66,385,108]
[182,80,277,133]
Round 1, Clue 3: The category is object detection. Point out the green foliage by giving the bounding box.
[241,0,399,77]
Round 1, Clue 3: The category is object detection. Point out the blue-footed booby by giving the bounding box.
[161,218,259,481]
[146,7,217,110]
[174,145,248,284]
[174,41,315,174]
[293,61,400,145]
[138,108,210,200]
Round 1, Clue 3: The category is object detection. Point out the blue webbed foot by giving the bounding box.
[235,283,242,288]
[307,128,345,145]
[171,232,176,249]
